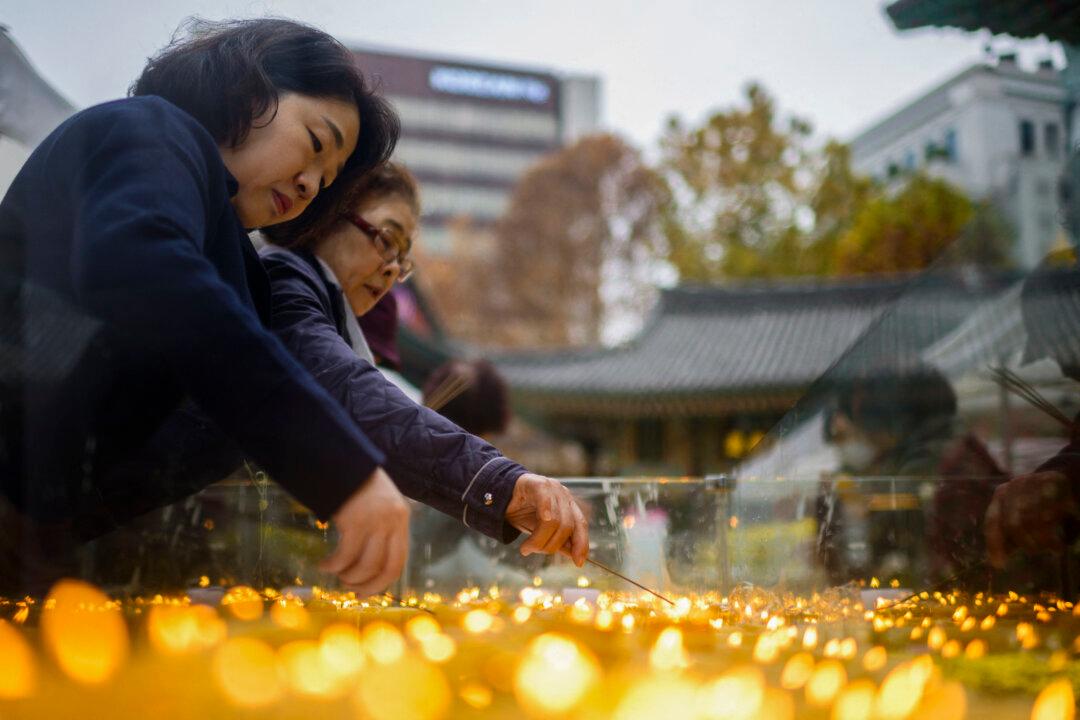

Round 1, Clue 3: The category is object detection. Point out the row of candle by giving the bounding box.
[0,578,1074,719]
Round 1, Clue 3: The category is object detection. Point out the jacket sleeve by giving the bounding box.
[66,100,383,519]
[263,253,525,543]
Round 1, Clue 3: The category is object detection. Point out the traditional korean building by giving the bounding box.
[484,273,1017,477]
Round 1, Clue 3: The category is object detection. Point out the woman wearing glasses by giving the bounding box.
[261,163,590,577]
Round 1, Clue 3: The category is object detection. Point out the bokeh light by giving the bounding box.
[514,633,600,716]
[0,618,37,698]
[212,637,283,708]
[41,579,129,685]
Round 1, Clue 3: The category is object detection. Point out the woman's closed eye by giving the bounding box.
[308,128,323,153]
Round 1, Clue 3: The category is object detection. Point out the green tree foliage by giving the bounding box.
[660,83,816,280]
[834,174,1013,274]
[659,83,1013,279]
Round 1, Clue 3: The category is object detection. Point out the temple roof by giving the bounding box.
[494,272,1017,418]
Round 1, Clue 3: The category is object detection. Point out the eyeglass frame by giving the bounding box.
[343,212,415,281]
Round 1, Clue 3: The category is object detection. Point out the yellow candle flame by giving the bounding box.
[650,627,690,671]
[220,585,263,621]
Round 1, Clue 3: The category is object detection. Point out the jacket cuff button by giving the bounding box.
[483,492,494,506]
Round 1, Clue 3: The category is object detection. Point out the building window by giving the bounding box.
[904,150,916,170]
[635,419,665,463]
[944,128,957,161]
[1045,123,1061,159]
[1020,120,1036,157]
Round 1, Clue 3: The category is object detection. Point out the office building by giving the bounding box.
[350,45,601,255]
[850,56,1068,267]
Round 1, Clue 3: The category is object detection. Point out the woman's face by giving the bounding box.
[316,193,417,317]
[219,92,360,229]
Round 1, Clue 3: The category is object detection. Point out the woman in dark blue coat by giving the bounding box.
[0,19,411,595]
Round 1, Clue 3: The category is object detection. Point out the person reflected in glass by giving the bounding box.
[983,147,1080,585]
[985,264,1080,572]
[260,163,589,577]
[819,367,1003,586]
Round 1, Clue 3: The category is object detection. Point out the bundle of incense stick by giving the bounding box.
[424,367,472,412]
[989,366,1075,430]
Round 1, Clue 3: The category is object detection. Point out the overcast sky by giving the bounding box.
[2,0,1064,152]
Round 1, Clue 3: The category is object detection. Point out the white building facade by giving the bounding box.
[350,46,601,255]
[850,58,1068,268]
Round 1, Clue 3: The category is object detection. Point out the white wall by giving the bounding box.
[0,134,30,199]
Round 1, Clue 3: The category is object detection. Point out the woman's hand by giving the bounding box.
[984,470,1076,568]
[319,467,410,596]
[505,473,589,567]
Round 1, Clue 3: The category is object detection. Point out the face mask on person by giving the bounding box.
[837,438,877,471]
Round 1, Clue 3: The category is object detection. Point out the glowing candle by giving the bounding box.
[616,676,698,720]
[220,585,263,621]
[650,627,690,671]
[41,580,128,685]
[270,598,309,630]
[419,634,456,664]
[514,633,600,716]
[212,637,283,708]
[696,665,765,720]
[832,679,876,720]
[319,623,365,681]
[147,604,225,654]
[874,656,933,720]
[918,680,966,720]
[279,640,340,698]
[363,622,406,664]
[460,681,493,709]
[781,652,815,690]
[862,645,887,672]
[806,660,847,707]
[0,619,36,698]
[406,614,442,642]
[1032,678,1076,720]
[354,652,450,720]
[463,609,495,634]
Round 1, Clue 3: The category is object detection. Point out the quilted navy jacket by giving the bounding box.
[260,247,525,543]
[0,97,383,533]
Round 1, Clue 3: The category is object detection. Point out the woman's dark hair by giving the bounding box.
[263,161,420,249]
[833,367,957,438]
[131,17,398,181]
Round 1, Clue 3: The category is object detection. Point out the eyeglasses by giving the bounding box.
[345,213,415,281]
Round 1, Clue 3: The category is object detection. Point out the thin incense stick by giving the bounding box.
[520,523,676,606]
[425,372,472,412]
[583,556,677,606]
[989,366,1074,429]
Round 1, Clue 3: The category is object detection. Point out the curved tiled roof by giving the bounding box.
[495,273,1016,416]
